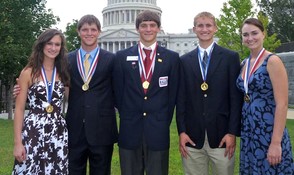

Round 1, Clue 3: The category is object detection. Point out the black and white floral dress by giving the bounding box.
[12,81,68,175]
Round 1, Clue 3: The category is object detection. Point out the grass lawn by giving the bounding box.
[1,118,294,174]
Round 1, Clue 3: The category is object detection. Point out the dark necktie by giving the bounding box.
[202,50,208,73]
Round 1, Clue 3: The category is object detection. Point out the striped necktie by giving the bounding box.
[84,53,90,76]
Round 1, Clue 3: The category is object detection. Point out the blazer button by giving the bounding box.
[143,112,147,116]
[204,94,207,97]
[144,96,148,100]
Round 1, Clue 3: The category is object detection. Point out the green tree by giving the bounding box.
[216,0,255,59]
[0,0,59,118]
[64,19,80,52]
[257,12,281,53]
[216,0,281,60]
[257,0,294,42]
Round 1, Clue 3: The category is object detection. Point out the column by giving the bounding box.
[129,10,132,23]
[124,10,127,24]
[112,42,116,53]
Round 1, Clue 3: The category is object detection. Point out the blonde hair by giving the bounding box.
[193,11,216,27]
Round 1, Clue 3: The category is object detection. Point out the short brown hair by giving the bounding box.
[135,10,161,29]
[193,11,216,27]
[77,14,101,31]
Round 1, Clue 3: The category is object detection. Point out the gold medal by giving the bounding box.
[142,81,150,89]
[244,94,250,103]
[82,83,89,91]
[201,82,208,91]
[46,105,54,113]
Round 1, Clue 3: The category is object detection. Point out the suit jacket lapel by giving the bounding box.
[206,44,222,82]
[71,50,85,85]
[128,45,145,94]
[148,46,165,93]
[187,49,203,82]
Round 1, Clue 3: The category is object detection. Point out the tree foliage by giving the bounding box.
[64,20,80,52]
[216,0,255,59]
[0,0,58,116]
[257,12,281,52]
[256,0,294,42]
[0,0,59,85]
[216,0,281,60]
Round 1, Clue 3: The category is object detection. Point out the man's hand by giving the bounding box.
[219,134,236,159]
[179,132,195,158]
[13,78,20,99]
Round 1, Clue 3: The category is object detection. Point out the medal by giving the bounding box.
[46,105,54,113]
[82,83,89,91]
[201,82,208,91]
[243,48,265,102]
[77,48,100,91]
[41,66,56,114]
[142,81,150,89]
[244,94,250,103]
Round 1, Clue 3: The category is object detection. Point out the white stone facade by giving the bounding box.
[99,0,215,55]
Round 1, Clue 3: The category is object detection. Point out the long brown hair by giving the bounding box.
[26,29,70,86]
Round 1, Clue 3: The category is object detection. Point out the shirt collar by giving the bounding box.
[80,46,99,60]
[199,42,215,57]
[139,42,157,51]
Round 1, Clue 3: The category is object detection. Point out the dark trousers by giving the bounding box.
[119,145,169,175]
[68,128,114,175]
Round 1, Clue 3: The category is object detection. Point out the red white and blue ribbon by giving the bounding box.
[243,48,265,94]
[77,48,100,84]
[138,42,157,81]
[41,66,56,106]
[197,43,215,81]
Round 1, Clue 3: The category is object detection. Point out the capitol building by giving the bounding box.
[98,0,211,55]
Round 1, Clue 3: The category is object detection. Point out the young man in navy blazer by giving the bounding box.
[176,11,243,175]
[66,15,118,175]
[113,10,180,175]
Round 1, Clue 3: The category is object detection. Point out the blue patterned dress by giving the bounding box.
[236,55,294,175]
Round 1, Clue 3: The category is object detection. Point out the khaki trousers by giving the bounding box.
[182,133,235,175]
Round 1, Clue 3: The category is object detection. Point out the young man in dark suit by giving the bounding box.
[66,15,118,175]
[113,10,180,175]
[176,11,243,175]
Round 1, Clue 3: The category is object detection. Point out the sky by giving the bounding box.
[46,0,228,34]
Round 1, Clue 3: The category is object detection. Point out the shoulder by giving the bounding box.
[180,49,197,61]
[19,67,32,86]
[116,46,134,54]
[162,47,179,56]
[99,49,115,58]
[19,67,32,77]
[214,44,238,55]
[267,53,281,63]
[68,50,77,57]
[115,46,136,59]
[68,50,78,62]
[266,53,284,68]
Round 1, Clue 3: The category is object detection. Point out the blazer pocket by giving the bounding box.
[99,109,116,117]
[156,112,169,121]
[119,110,134,120]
